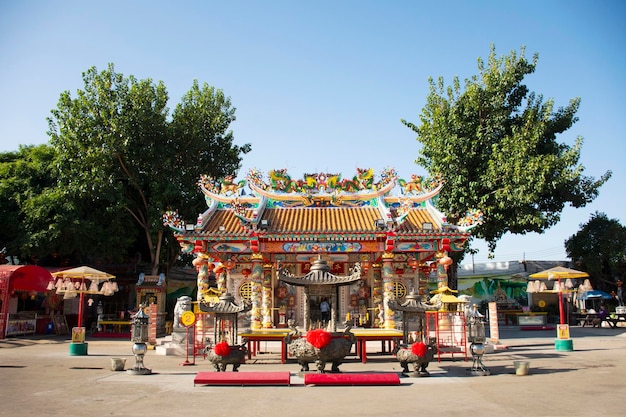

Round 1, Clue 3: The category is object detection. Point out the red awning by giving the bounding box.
[0,265,55,292]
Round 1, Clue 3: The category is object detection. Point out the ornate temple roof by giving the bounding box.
[388,291,428,313]
[198,292,252,314]
[162,168,482,254]
[278,257,362,287]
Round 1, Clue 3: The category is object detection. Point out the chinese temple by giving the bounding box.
[163,168,482,332]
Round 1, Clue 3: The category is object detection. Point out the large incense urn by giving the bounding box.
[285,320,356,373]
[205,340,248,372]
[393,338,437,377]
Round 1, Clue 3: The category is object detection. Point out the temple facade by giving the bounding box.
[163,168,482,331]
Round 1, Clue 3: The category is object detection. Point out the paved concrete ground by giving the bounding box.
[1,326,625,417]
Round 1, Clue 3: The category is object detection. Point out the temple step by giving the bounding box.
[194,371,291,386]
[304,373,401,386]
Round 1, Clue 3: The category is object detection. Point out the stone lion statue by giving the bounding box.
[173,296,192,330]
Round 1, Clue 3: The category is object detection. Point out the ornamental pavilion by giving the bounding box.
[163,168,482,332]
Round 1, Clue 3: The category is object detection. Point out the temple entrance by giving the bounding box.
[308,285,334,327]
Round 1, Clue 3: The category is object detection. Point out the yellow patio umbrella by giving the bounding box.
[529,266,589,325]
[52,266,116,328]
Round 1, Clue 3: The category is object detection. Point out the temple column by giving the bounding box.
[261,263,273,328]
[372,263,383,327]
[303,286,310,331]
[193,256,210,302]
[329,291,337,332]
[382,252,396,329]
[436,252,449,288]
[250,253,264,331]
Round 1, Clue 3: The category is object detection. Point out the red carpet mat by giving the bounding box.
[304,373,401,386]
[194,371,291,386]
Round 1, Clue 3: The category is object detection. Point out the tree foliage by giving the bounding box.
[565,212,626,292]
[0,145,135,265]
[402,45,611,252]
[47,64,250,272]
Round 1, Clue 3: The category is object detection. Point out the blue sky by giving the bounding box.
[1,1,624,264]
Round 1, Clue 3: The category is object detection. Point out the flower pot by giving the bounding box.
[513,360,530,376]
[110,358,126,371]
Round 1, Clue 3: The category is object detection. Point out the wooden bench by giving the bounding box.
[194,371,291,386]
[304,373,401,386]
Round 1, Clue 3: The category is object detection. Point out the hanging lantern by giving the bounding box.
[276,286,288,299]
[224,260,236,271]
[441,238,451,252]
[358,285,370,298]
[193,240,204,253]
[439,255,453,270]
[250,239,259,253]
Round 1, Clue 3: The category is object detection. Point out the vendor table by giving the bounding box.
[97,320,131,334]
[351,329,403,364]
[239,330,292,363]
[573,313,626,328]
[240,328,403,364]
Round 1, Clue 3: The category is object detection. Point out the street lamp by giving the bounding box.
[127,306,152,375]
[467,304,490,376]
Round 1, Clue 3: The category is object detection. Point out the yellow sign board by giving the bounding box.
[557,324,570,340]
[180,310,196,327]
[71,327,86,343]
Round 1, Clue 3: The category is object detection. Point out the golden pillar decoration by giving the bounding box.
[250,253,264,330]
[261,263,273,328]
[372,263,383,327]
[193,255,210,302]
[382,252,396,329]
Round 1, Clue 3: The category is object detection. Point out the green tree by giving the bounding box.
[402,46,611,254]
[47,64,250,273]
[0,145,135,264]
[565,212,626,293]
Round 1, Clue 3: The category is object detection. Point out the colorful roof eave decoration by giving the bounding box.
[163,168,484,236]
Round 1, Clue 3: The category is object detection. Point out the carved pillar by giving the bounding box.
[250,253,264,331]
[193,256,209,302]
[329,290,337,332]
[382,252,396,329]
[372,263,383,327]
[261,263,273,328]
[303,286,310,331]
[436,254,448,288]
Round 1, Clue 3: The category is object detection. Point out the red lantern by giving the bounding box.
[441,238,451,252]
[250,239,259,253]
[439,255,453,270]
[358,286,370,298]
[385,232,395,252]
[193,240,204,253]
[276,286,288,299]
[241,268,252,278]
[350,294,359,307]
